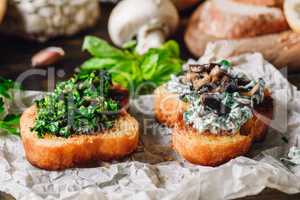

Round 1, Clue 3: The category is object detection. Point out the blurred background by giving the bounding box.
[0,0,299,91]
[0,0,201,90]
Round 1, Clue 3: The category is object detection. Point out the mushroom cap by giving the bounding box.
[108,0,179,47]
[0,0,6,24]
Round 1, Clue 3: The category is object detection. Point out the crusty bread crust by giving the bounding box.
[200,0,288,39]
[184,2,300,71]
[232,0,283,7]
[0,0,6,24]
[154,85,273,166]
[172,127,252,166]
[154,85,189,127]
[20,105,139,170]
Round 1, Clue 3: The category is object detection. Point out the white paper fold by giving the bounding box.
[1,51,300,200]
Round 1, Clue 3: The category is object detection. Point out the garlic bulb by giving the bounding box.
[0,0,100,41]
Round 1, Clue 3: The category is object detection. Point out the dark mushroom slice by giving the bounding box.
[189,64,206,73]
[210,65,225,83]
[237,77,251,86]
[241,82,260,97]
[201,94,230,115]
[224,79,239,93]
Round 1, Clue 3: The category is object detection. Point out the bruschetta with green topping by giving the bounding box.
[20,71,139,170]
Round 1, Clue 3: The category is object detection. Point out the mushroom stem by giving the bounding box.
[136,28,165,54]
[108,0,179,54]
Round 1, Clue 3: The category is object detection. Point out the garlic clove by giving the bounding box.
[31,47,65,67]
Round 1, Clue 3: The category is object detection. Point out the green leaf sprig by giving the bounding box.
[80,36,183,94]
[0,77,20,136]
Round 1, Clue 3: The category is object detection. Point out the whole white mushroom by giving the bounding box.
[108,0,179,54]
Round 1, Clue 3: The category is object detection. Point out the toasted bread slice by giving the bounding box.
[172,126,252,166]
[198,0,288,39]
[20,105,139,170]
[154,85,189,127]
[154,85,273,166]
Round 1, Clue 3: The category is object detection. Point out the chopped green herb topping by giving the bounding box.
[32,71,120,138]
[219,60,231,70]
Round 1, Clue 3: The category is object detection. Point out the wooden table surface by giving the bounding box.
[0,3,300,200]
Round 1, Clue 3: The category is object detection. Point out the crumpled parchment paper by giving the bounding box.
[1,49,300,200]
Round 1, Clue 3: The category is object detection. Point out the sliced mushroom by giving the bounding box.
[241,82,260,96]
[185,72,199,82]
[201,94,230,115]
[189,64,205,73]
[108,0,179,54]
[210,65,224,82]
[192,73,211,90]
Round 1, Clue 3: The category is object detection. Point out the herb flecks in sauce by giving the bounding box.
[32,71,120,138]
[167,61,266,134]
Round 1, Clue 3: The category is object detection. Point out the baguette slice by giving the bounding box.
[185,2,300,71]
[154,85,273,166]
[20,105,139,170]
[200,0,288,39]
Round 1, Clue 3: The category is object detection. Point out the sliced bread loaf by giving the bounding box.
[232,0,283,7]
[200,0,288,39]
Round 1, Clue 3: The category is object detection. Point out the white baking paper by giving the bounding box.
[1,51,300,200]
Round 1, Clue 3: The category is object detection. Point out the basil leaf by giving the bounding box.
[152,62,181,85]
[0,98,4,114]
[81,58,118,71]
[0,77,21,136]
[0,85,11,98]
[0,122,19,136]
[160,40,180,57]
[0,115,20,136]
[122,40,137,50]
[80,36,183,93]
[83,36,125,58]
[141,53,159,80]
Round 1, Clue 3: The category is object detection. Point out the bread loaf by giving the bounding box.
[185,1,300,70]
[200,0,288,39]
[232,0,283,7]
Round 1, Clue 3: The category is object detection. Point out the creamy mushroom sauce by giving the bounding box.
[166,62,266,134]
